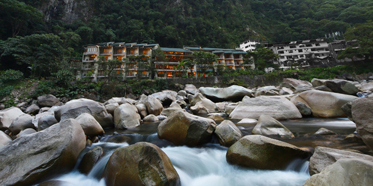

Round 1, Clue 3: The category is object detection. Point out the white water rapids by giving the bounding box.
[50,143,309,186]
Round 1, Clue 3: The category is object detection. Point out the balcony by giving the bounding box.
[82,59,96,63]
[83,51,99,55]
[114,52,126,56]
[100,51,112,55]
[155,61,179,65]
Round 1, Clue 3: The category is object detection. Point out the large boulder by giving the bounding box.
[255,86,279,97]
[151,90,178,107]
[229,96,302,120]
[9,114,34,135]
[103,142,180,186]
[114,103,141,129]
[184,84,199,95]
[199,85,254,102]
[143,114,159,122]
[135,103,147,118]
[158,111,216,146]
[161,102,184,117]
[105,103,119,115]
[189,93,217,113]
[304,159,373,186]
[78,146,104,175]
[38,114,58,131]
[25,104,40,115]
[37,94,60,107]
[295,101,312,116]
[75,113,105,137]
[215,120,242,147]
[0,119,86,186]
[351,98,373,151]
[105,97,136,105]
[291,90,357,118]
[308,146,373,176]
[0,107,24,130]
[0,131,11,147]
[190,102,209,115]
[311,79,359,95]
[17,128,37,138]
[54,98,113,128]
[144,95,164,116]
[283,78,312,88]
[226,135,309,170]
[252,115,294,139]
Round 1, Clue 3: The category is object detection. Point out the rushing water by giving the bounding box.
[40,117,361,186]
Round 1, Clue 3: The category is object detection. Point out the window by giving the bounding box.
[103,49,109,53]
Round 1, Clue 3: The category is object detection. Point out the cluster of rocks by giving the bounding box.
[1,77,373,186]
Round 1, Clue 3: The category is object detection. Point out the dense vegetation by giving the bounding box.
[1,0,373,106]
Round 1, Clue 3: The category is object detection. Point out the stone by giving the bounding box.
[37,94,60,107]
[304,159,373,186]
[184,84,199,95]
[161,102,184,117]
[224,102,238,115]
[255,86,280,97]
[314,128,336,135]
[143,114,159,122]
[177,90,187,97]
[308,146,373,175]
[38,114,58,131]
[226,135,309,170]
[157,115,167,121]
[190,102,210,115]
[105,97,137,105]
[78,146,104,175]
[39,107,51,113]
[190,93,217,113]
[311,78,327,87]
[144,95,164,116]
[25,104,40,115]
[230,96,302,120]
[105,135,131,144]
[295,101,312,116]
[0,107,24,130]
[237,118,258,126]
[17,128,37,138]
[55,98,113,128]
[351,98,373,151]
[151,90,178,107]
[9,114,34,135]
[279,87,293,95]
[0,104,4,110]
[158,111,216,146]
[135,103,147,118]
[208,114,224,122]
[105,102,119,115]
[315,85,332,92]
[291,90,357,118]
[294,84,313,93]
[216,102,228,112]
[359,81,373,92]
[325,79,359,95]
[283,78,312,88]
[103,142,180,186]
[215,120,242,147]
[0,130,11,147]
[114,103,141,129]
[0,119,86,186]
[199,85,254,102]
[75,113,105,137]
[252,115,294,138]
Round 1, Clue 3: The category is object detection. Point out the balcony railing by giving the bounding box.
[114,52,126,56]
[83,51,99,55]
[100,52,113,55]
[82,59,96,62]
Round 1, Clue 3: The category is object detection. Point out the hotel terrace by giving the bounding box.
[81,42,252,80]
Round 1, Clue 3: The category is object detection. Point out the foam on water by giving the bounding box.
[162,146,310,186]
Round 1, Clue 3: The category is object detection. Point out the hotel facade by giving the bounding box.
[81,42,252,80]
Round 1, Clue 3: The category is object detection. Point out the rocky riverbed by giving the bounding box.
[1,78,373,186]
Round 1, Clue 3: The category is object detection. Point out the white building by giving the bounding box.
[239,40,260,52]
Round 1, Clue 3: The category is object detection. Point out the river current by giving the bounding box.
[44,118,358,186]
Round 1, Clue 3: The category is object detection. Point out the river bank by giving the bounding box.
[1,77,373,186]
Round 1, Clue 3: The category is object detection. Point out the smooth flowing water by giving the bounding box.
[43,117,362,186]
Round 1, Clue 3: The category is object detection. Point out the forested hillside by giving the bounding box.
[1,0,373,49]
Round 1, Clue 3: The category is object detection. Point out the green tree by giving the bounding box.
[246,48,279,71]
[339,21,373,61]
[97,56,123,82]
[0,0,43,39]
[0,34,65,77]
[192,51,217,76]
